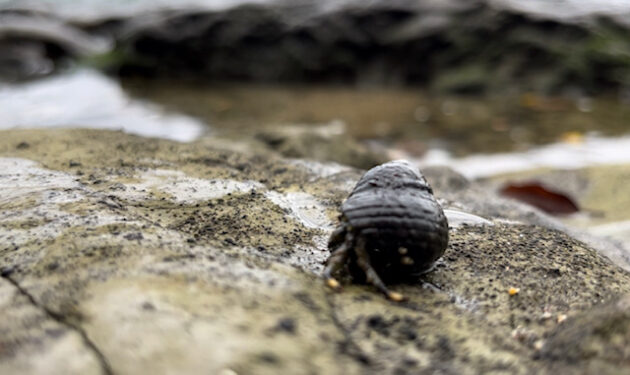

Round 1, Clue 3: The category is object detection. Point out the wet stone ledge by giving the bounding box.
[2,0,630,94]
[0,128,629,374]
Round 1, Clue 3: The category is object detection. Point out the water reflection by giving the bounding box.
[121,77,630,157]
[414,135,630,179]
[0,69,205,142]
[2,67,630,172]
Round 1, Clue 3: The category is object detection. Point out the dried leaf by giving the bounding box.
[499,182,579,215]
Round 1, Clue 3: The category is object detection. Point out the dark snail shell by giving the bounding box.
[324,160,449,300]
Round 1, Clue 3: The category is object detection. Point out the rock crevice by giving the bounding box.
[0,272,113,375]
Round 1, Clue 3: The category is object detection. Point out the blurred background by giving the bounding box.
[1,0,630,250]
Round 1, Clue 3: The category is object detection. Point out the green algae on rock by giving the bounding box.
[1,128,629,374]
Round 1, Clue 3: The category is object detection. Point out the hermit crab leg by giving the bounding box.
[323,241,350,290]
[327,225,347,248]
[354,238,405,302]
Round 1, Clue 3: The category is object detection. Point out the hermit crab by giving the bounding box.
[324,160,449,301]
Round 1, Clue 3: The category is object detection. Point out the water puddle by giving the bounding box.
[121,78,630,157]
[0,69,205,142]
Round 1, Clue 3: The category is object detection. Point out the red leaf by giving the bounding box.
[499,182,579,215]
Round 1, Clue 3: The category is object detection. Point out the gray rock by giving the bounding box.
[3,0,630,93]
[0,128,629,374]
[541,293,630,374]
[0,13,111,81]
[111,0,630,94]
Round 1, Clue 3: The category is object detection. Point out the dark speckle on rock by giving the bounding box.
[398,325,417,342]
[367,315,389,336]
[46,262,60,271]
[292,292,321,313]
[436,336,455,361]
[1,266,16,277]
[258,351,279,364]
[44,328,66,339]
[141,302,156,311]
[273,317,297,334]
[124,232,143,241]
[223,238,237,246]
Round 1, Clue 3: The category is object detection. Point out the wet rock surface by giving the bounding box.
[2,0,630,93]
[540,293,630,374]
[111,0,630,93]
[115,0,630,94]
[0,13,110,81]
[1,128,630,374]
[471,166,630,273]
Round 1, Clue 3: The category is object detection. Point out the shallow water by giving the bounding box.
[3,68,630,164]
[0,69,205,142]
[122,77,630,158]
